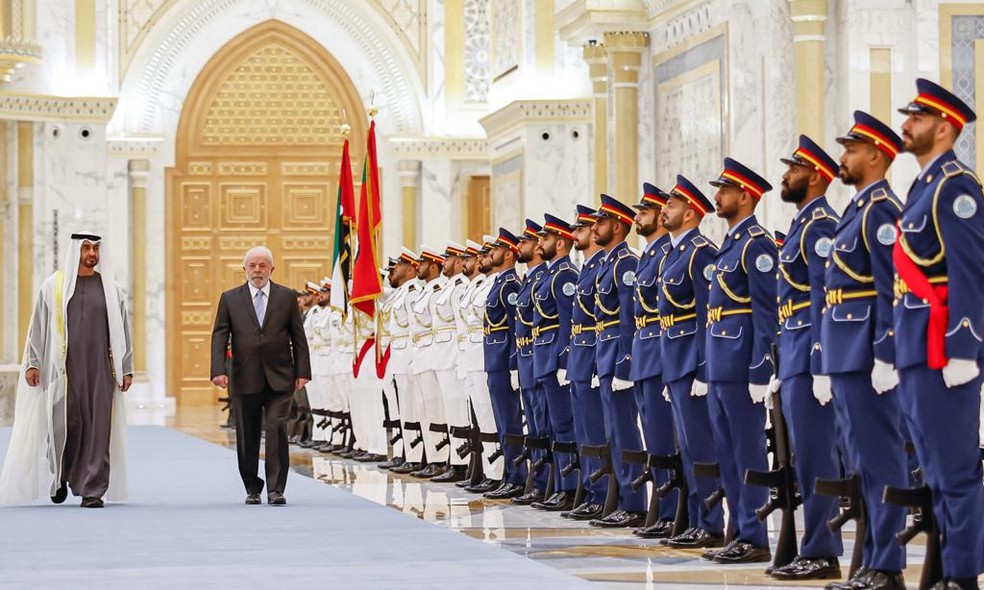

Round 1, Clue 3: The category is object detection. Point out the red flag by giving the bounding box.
[350,119,383,318]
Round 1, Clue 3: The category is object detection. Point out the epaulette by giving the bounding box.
[408,283,418,291]
[660,243,671,255]
[747,225,766,238]
[557,261,574,273]
[503,273,519,283]
[433,284,442,291]
[691,234,710,248]
[617,246,637,260]
[870,188,889,202]
[942,160,966,179]
[811,208,829,220]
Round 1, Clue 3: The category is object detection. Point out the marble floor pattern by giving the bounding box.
[169,406,976,589]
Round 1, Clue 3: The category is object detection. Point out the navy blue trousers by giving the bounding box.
[521,385,550,492]
[830,371,907,572]
[707,381,769,547]
[898,365,984,578]
[635,376,680,521]
[486,370,527,486]
[598,376,647,513]
[781,374,843,558]
[666,376,724,534]
[570,379,608,504]
[538,374,578,493]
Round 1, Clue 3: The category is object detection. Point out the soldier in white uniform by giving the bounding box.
[349,306,387,463]
[429,242,473,483]
[454,239,504,493]
[408,246,451,478]
[388,248,428,475]
[325,297,355,454]
[377,258,406,470]
[304,280,332,450]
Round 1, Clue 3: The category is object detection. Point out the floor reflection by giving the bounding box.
[170,406,969,589]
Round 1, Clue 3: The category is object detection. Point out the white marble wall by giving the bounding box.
[2,126,17,364]
[522,123,591,222]
[419,159,458,248]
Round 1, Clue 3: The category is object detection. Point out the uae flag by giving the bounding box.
[329,136,355,314]
[350,119,383,319]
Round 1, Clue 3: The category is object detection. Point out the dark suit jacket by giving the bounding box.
[210,281,312,395]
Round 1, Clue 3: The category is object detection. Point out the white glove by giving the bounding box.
[942,358,981,389]
[557,369,569,386]
[509,370,520,391]
[692,380,708,397]
[767,375,782,394]
[871,359,900,394]
[612,378,634,392]
[813,375,833,406]
[749,383,769,404]
[662,387,670,402]
[591,374,600,388]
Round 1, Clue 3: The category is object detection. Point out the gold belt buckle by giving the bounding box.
[708,307,722,323]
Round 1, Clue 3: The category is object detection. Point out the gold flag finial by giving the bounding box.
[368,90,378,118]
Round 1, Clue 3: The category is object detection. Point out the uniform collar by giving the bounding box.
[851,178,887,203]
[670,228,696,248]
[727,215,757,238]
[582,249,603,265]
[424,276,444,289]
[795,196,828,223]
[605,240,629,261]
[918,150,952,181]
[647,233,671,252]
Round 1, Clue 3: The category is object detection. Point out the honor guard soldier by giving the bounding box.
[512,219,551,505]
[657,176,725,549]
[303,281,329,449]
[560,205,611,521]
[823,111,908,590]
[454,239,502,493]
[429,242,472,483]
[388,248,427,475]
[528,215,580,512]
[628,183,680,538]
[589,194,647,528]
[377,262,406,469]
[408,246,451,479]
[482,229,529,499]
[895,80,984,590]
[767,136,844,580]
[704,158,778,563]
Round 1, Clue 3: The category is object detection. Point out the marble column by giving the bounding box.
[584,41,608,202]
[604,31,649,203]
[790,0,828,143]
[17,122,32,348]
[398,160,420,248]
[128,159,149,380]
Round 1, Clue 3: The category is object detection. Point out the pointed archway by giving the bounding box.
[165,20,366,406]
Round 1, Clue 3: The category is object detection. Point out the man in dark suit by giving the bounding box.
[210,246,312,505]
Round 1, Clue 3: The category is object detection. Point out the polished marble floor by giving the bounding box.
[169,407,965,589]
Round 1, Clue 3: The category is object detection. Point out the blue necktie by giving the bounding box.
[254,290,266,325]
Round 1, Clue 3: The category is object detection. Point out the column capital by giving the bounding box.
[583,42,607,65]
[398,160,421,187]
[602,31,650,53]
[128,159,151,189]
[605,32,649,86]
[790,0,828,42]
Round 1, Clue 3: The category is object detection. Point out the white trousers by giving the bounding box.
[436,369,471,467]
[465,369,503,480]
[415,370,449,463]
[350,355,387,455]
[396,373,425,463]
[328,372,352,446]
[308,375,329,442]
[381,373,404,458]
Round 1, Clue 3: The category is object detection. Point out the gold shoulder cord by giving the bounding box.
[484,289,508,328]
[717,243,754,304]
[898,176,953,267]
[831,209,876,284]
[595,261,622,316]
[533,275,560,320]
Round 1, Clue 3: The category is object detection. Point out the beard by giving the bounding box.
[839,166,860,186]
[635,222,657,237]
[903,128,934,156]
[780,182,807,204]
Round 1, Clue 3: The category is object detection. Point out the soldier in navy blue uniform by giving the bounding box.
[588,194,647,528]
[703,158,778,564]
[767,136,844,580]
[560,205,610,521]
[628,183,679,538]
[895,80,984,590]
[482,228,528,500]
[511,220,551,505]
[528,215,580,512]
[822,111,908,590]
[655,176,725,549]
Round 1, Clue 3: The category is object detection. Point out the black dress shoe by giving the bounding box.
[389,461,422,474]
[771,556,841,580]
[712,539,771,563]
[378,457,405,470]
[432,465,468,483]
[531,491,576,511]
[825,566,869,590]
[355,453,386,463]
[662,526,697,546]
[245,493,262,505]
[857,570,906,590]
[511,489,545,505]
[563,502,604,520]
[410,463,445,478]
[666,528,724,549]
[51,481,68,504]
[633,519,675,539]
[931,578,980,590]
[337,449,357,458]
[268,492,287,505]
[299,440,316,449]
[80,497,104,508]
[465,478,500,494]
[484,482,523,499]
[589,509,646,528]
